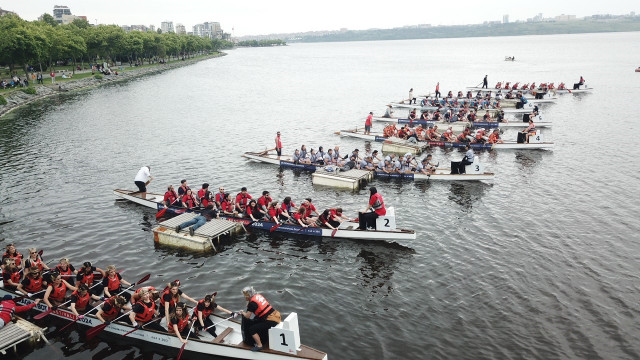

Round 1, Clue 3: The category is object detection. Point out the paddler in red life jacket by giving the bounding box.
[161,280,197,320]
[0,295,40,330]
[55,258,77,286]
[2,243,23,270]
[18,267,45,298]
[194,293,235,337]
[214,186,226,208]
[169,302,193,344]
[300,198,319,220]
[235,187,253,213]
[130,289,165,331]
[181,189,199,209]
[358,186,386,230]
[43,272,77,308]
[23,247,49,272]
[220,193,239,216]
[267,201,283,222]
[163,185,180,207]
[315,209,337,229]
[239,286,281,352]
[257,191,273,214]
[2,258,22,291]
[177,179,190,197]
[132,286,159,304]
[289,207,309,227]
[197,183,213,208]
[96,295,129,324]
[76,261,106,296]
[70,283,102,318]
[280,197,297,221]
[102,265,132,302]
[488,129,504,144]
[244,199,264,221]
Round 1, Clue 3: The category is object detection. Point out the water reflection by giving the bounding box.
[514,151,544,172]
[355,243,414,296]
[448,182,490,212]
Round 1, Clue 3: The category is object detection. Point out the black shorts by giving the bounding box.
[135,181,146,192]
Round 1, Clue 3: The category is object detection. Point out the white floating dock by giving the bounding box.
[312,169,374,190]
[381,140,429,155]
[0,317,49,355]
[152,213,243,251]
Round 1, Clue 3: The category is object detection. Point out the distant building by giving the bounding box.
[49,5,85,24]
[121,25,131,32]
[555,14,576,21]
[175,23,186,34]
[503,14,509,24]
[0,7,16,16]
[161,21,174,33]
[192,22,223,39]
[149,24,156,32]
[130,25,148,32]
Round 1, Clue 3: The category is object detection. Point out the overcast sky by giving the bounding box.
[1,0,636,36]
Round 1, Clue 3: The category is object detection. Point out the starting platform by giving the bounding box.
[312,168,373,190]
[0,317,49,355]
[152,213,244,252]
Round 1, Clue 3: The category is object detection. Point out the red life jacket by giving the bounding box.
[193,299,214,318]
[370,193,386,216]
[268,207,282,219]
[0,301,35,323]
[135,300,156,322]
[107,275,121,292]
[101,298,121,319]
[78,271,94,286]
[160,289,178,308]
[197,189,209,207]
[26,258,44,271]
[132,286,157,304]
[2,252,22,267]
[48,282,67,302]
[56,265,73,279]
[72,290,91,310]
[165,190,178,204]
[249,294,273,319]
[5,269,21,285]
[182,194,197,208]
[236,193,250,207]
[24,277,43,292]
[170,315,190,333]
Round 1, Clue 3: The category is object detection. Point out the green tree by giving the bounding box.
[40,13,57,27]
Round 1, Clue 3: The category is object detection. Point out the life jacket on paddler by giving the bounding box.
[194,299,214,318]
[56,265,73,279]
[23,275,43,293]
[2,252,22,267]
[48,281,67,302]
[71,290,91,310]
[135,300,156,322]
[101,296,125,320]
[183,194,197,208]
[160,288,179,309]
[165,189,178,204]
[249,294,273,320]
[0,298,36,324]
[78,270,94,286]
[106,275,121,293]
[132,286,157,304]
[383,125,395,138]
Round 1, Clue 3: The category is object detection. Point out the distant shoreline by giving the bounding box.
[0,53,226,119]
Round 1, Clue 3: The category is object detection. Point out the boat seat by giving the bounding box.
[212,327,233,344]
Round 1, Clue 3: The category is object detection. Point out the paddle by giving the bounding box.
[85,310,132,340]
[121,316,162,337]
[176,318,197,360]
[155,207,168,218]
[202,313,238,332]
[57,273,150,333]
[269,219,284,232]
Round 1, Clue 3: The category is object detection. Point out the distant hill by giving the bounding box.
[289,17,640,43]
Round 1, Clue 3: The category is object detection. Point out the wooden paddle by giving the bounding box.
[57,273,150,333]
[85,310,132,340]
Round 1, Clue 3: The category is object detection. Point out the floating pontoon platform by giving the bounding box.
[312,168,374,190]
[0,317,49,355]
[152,213,243,251]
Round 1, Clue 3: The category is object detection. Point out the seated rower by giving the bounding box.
[181,189,199,209]
[316,146,326,164]
[132,285,160,304]
[244,200,264,221]
[76,262,106,296]
[24,247,49,272]
[18,267,45,298]
[475,128,488,144]
[130,289,165,331]
[169,302,196,344]
[198,183,214,208]
[382,124,397,138]
[176,204,219,236]
[483,111,492,121]
[384,160,397,173]
[309,149,319,164]
[523,119,536,142]
[488,129,504,144]
[280,197,297,219]
[315,209,338,230]
[323,149,335,166]
[220,193,239,217]
[43,272,77,308]
[257,191,272,213]
[194,293,235,337]
[360,156,375,170]
[376,159,390,174]
[417,154,437,175]
[177,179,190,197]
[235,187,253,213]
[457,128,472,143]
[300,145,311,163]
[383,105,394,118]
[441,128,455,142]
[102,265,132,302]
[2,258,22,291]
[420,111,429,120]
[267,201,284,222]
[2,243,23,270]
[163,185,181,208]
[161,280,198,320]
[292,149,306,164]
[340,156,358,171]
[70,283,102,318]
[300,198,319,222]
[96,295,129,324]
[214,186,226,208]
[290,208,310,228]
[429,125,442,140]
[55,258,77,286]
[415,124,426,140]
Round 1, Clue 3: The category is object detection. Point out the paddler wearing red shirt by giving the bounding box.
[257,191,273,213]
[43,272,77,308]
[55,258,77,286]
[69,283,102,318]
[267,201,283,222]
[76,261,106,296]
[219,193,239,216]
[358,186,386,230]
[365,112,373,135]
[160,280,197,320]
[235,187,253,213]
[197,183,213,208]
[163,185,180,207]
[2,243,23,270]
[169,302,193,344]
[194,293,235,337]
[0,295,40,330]
[102,265,132,302]
[181,189,199,209]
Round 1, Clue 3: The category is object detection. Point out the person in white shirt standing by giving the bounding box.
[134,165,153,199]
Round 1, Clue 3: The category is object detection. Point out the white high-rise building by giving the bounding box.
[193,22,223,39]
[503,14,509,24]
[161,21,174,33]
[175,23,186,34]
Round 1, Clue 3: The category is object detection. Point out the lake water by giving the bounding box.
[2,31,640,360]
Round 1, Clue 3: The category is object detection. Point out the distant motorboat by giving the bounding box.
[505,56,515,61]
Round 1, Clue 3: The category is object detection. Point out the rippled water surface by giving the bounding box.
[2,32,640,360]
